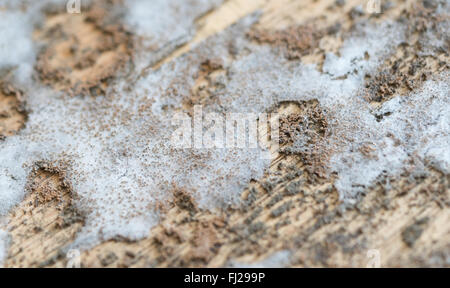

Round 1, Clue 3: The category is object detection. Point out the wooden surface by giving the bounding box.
[1,0,449,267]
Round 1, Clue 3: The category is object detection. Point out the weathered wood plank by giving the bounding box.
[1,0,449,268]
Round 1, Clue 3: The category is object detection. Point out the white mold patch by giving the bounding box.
[125,0,224,68]
[0,229,8,266]
[0,9,35,83]
[229,250,292,268]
